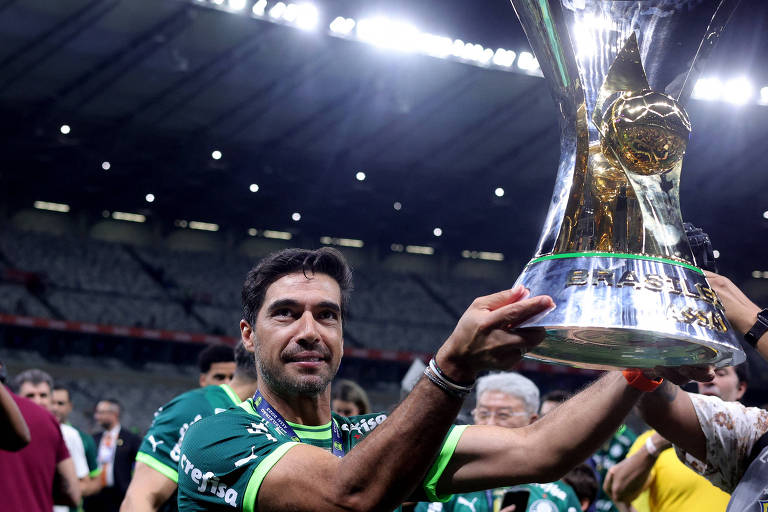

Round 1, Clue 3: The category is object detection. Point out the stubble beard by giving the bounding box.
[256,348,336,397]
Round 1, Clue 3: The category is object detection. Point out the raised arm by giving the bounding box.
[258,286,554,512]
[0,386,30,451]
[603,433,670,503]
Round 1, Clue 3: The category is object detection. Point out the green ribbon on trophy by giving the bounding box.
[508,0,746,369]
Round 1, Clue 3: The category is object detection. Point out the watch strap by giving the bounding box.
[744,308,768,348]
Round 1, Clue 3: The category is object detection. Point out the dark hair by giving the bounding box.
[541,389,570,406]
[197,344,235,374]
[13,368,53,394]
[331,379,371,415]
[234,341,259,381]
[241,247,353,327]
[563,463,599,509]
[53,385,71,402]
[734,362,750,385]
[99,397,122,415]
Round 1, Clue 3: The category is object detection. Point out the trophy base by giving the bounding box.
[513,253,746,370]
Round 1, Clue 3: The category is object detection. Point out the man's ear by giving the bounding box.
[240,320,255,351]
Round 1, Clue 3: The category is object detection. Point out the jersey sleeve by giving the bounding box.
[52,415,71,464]
[673,393,768,493]
[63,426,90,479]
[178,410,298,512]
[422,425,469,502]
[137,392,211,484]
[80,431,101,477]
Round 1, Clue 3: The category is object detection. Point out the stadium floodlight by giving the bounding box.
[760,86,768,106]
[189,221,219,232]
[211,150,222,160]
[269,2,286,19]
[321,237,364,248]
[723,77,754,105]
[248,228,258,236]
[763,210,768,219]
[753,270,763,279]
[492,49,516,68]
[712,250,720,259]
[291,211,301,221]
[263,229,293,240]
[433,227,443,237]
[228,0,246,10]
[494,187,505,197]
[60,124,71,135]
[393,201,402,211]
[249,183,259,192]
[294,3,319,30]
[405,245,434,255]
[390,243,404,252]
[692,77,722,101]
[212,0,225,5]
[34,200,70,213]
[451,39,465,58]
[145,193,155,203]
[764,271,768,279]
[252,0,267,16]
[112,211,146,223]
[101,161,111,171]
[517,51,539,72]
[330,16,355,35]
[418,33,453,58]
[355,171,366,181]
[479,48,494,64]
[356,17,419,52]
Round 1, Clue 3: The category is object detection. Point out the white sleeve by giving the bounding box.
[674,393,768,493]
[61,425,90,479]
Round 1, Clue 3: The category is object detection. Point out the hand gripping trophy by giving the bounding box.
[508,0,746,369]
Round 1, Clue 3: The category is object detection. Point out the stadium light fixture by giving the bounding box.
[357,17,420,52]
[692,77,723,101]
[211,150,222,160]
[760,86,768,106]
[494,187,505,197]
[269,2,286,19]
[252,0,267,16]
[101,161,111,171]
[330,16,355,35]
[263,229,293,240]
[763,210,768,219]
[712,250,720,259]
[294,3,319,30]
[461,250,504,261]
[433,227,443,237]
[249,183,259,192]
[764,271,768,279]
[390,243,404,252]
[34,201,70,213]
[102,210,110,218]
[320,236,364,248]
[60,124,71,135]
[248,228,258,236]
[112,211,146,223]
[189,221,220,232]
[291,212,301,221]
[406,245,434,255]
[174,219,189,228]
[212,0,225,5]
[723,77,754,105]
[228,0,246,11]
[145,193,155,203]
[753,270,762,279]
[517,51,539,72]
[355,171,366,181]
[493,49,516,68]
[393,201,402,211]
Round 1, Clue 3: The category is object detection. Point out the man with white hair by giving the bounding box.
[416,373,583,512]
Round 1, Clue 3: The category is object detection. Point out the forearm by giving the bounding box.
[637,381,705,461]
[80,475,103,497]
[53,459,82,507]
[120,462,176,512]
[0,386,30,451]
[605,447,657,503]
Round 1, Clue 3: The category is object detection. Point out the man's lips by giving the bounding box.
[284,352,328,368]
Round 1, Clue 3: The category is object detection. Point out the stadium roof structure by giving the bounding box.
[0,0,767,281]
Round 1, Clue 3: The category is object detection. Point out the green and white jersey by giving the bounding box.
[177,399,467,512]
[415,480,581,512]
[591,424,637,512]
[69,423,100,478]
[137,384,243,484]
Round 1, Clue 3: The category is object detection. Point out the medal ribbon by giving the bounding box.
[252,391,345,458]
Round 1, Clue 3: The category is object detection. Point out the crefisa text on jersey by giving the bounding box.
[181,453,238,507]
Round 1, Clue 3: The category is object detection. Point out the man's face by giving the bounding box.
[249,272,343,397]
[472,390,536,428]
[697,366,746,402]
[539,399,559,417]
[51,389,73,423]
[199,361,236,387]
[332,399,360,417]
[94,401,119,430]
[20,381,53,410]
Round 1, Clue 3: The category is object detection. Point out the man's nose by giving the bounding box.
[296,311,320,343]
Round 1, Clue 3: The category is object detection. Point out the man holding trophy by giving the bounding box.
[172,1,765,511]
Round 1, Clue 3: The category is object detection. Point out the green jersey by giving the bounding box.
[591,424,637,512]
[137,384,243,484]
[177,399,467,512]
[415,480,581,512]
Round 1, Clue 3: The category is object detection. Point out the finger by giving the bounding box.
[678,365,715,383]
[603,469,613,495]
[473,286,529,311]
[485,295,554,329]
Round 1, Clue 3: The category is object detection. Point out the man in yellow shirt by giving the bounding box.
[603,364,749,511]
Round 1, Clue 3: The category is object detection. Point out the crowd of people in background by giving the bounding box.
[0,248,766,512]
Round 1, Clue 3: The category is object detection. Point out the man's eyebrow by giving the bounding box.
[317,301,341,313]
[266,298,341,312]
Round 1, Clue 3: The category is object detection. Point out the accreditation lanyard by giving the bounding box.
[252,391,345,458]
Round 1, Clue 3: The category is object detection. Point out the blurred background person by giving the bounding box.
[197,343,235,387]
[540,389,571,417]
[87,398,140,512]
[0,360,29,451]
[331,378,371,416]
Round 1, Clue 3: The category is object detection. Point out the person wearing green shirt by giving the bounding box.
[120,342,258,512]
[174,247,713,512]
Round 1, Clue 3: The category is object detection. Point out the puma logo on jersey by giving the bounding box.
[215,408,227,415]
[180,454,238,507]
[456,496,478,511]
[234,446,258,468]
[147,435,164,453]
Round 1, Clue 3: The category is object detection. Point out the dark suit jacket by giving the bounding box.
[83,426,141,512]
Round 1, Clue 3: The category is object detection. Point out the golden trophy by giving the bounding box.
[508,0,746,369]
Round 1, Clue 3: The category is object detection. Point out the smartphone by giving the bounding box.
[500,489,530,510]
